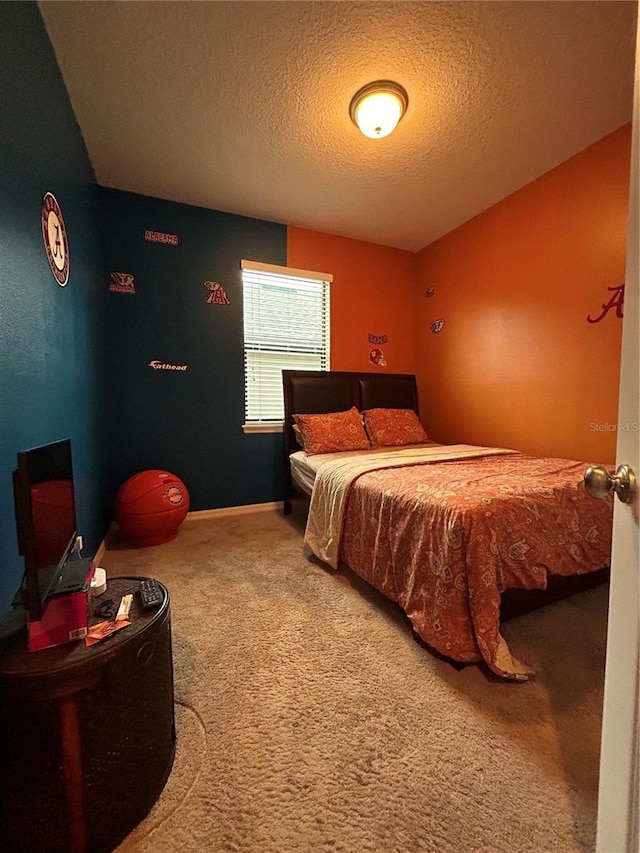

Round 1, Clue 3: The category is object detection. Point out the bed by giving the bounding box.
[282,370,613,681]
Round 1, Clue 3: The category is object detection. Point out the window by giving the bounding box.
[241,260,331,431]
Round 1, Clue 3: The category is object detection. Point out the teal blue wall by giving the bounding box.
[98,189,288,513]
[0,3,107,613]
[0,3,290,616]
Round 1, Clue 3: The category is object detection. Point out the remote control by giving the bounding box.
[139,578,163,609]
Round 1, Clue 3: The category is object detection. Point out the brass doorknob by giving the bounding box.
[584,464,637,504]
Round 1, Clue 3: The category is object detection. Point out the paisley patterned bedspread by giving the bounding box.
[305,447,614,680]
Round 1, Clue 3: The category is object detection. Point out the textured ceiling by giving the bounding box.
[40,1,637,252]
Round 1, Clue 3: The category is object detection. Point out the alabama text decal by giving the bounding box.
[144,230,179,246]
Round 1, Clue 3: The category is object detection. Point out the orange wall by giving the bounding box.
[416,125,631,465]
[287,227,418,374]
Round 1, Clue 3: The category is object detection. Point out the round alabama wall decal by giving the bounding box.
[41,192,69,286]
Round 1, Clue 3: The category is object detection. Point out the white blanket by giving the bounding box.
[304,444,515,568]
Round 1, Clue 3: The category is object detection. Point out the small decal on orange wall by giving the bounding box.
[587,283,624,323]
[368,333,387,344]
[369,348,387,366]
[425,286,435,297]
[430,319,445,334]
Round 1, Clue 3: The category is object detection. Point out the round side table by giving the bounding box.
[0,576,175,853]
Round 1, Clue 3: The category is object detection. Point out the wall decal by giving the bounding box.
[109,272,136,294]
[204,280,230,304]
[41,192,69,286]
[369,347,387,366]
[368,332,387,344]
[144,229,179,246]
[587,283,625,323]
[430,319,445,334]
[425,286,435,297]
[148,361,188,371]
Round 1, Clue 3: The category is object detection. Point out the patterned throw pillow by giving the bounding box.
[292,424,305,448]
[293,407,371,455]
[362,408,429,446]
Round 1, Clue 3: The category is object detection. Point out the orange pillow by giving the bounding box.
[362,408,429,446]
[292,424,305,448]
[293,407,371,455]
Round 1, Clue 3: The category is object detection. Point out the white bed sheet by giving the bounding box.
[290,443,439,495]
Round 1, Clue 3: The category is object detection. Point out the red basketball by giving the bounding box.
[115,470,190,547]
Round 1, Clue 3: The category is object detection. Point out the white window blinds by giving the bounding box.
[242,260,331,424]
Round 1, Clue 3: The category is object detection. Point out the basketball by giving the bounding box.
[115,470,190,547]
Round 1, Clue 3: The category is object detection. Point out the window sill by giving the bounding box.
[242,422,284,434]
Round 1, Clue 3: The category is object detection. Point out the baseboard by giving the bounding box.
[185,502,280,521]
[95,503,279,559]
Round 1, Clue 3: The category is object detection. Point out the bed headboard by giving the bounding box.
[282,369,419,509]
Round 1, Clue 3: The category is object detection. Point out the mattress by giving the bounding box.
[290,443,438,495]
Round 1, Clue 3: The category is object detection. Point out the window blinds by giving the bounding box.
[242,262,331,423]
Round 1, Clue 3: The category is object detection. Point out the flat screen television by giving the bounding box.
[13,438,87,623]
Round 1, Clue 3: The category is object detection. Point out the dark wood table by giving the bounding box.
[0,576,175,853]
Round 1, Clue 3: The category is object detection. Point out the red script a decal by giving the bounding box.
[587,284,625,324]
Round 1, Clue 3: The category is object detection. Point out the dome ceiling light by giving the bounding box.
[349,80,409,140]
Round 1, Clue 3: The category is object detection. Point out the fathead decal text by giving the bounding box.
[149,361,188,371]
[144,230,179,246]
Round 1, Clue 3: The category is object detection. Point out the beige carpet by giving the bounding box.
[102,510,608,853]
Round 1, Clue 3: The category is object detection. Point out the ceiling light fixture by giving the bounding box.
[349,80,408,140]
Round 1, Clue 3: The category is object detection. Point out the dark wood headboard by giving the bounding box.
[282,370,419,512]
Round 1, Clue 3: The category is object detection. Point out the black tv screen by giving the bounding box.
[13,438,78,622]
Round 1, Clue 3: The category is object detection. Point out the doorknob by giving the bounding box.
[584,464,637,504]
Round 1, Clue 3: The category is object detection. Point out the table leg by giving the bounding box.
[59,696,86,853]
